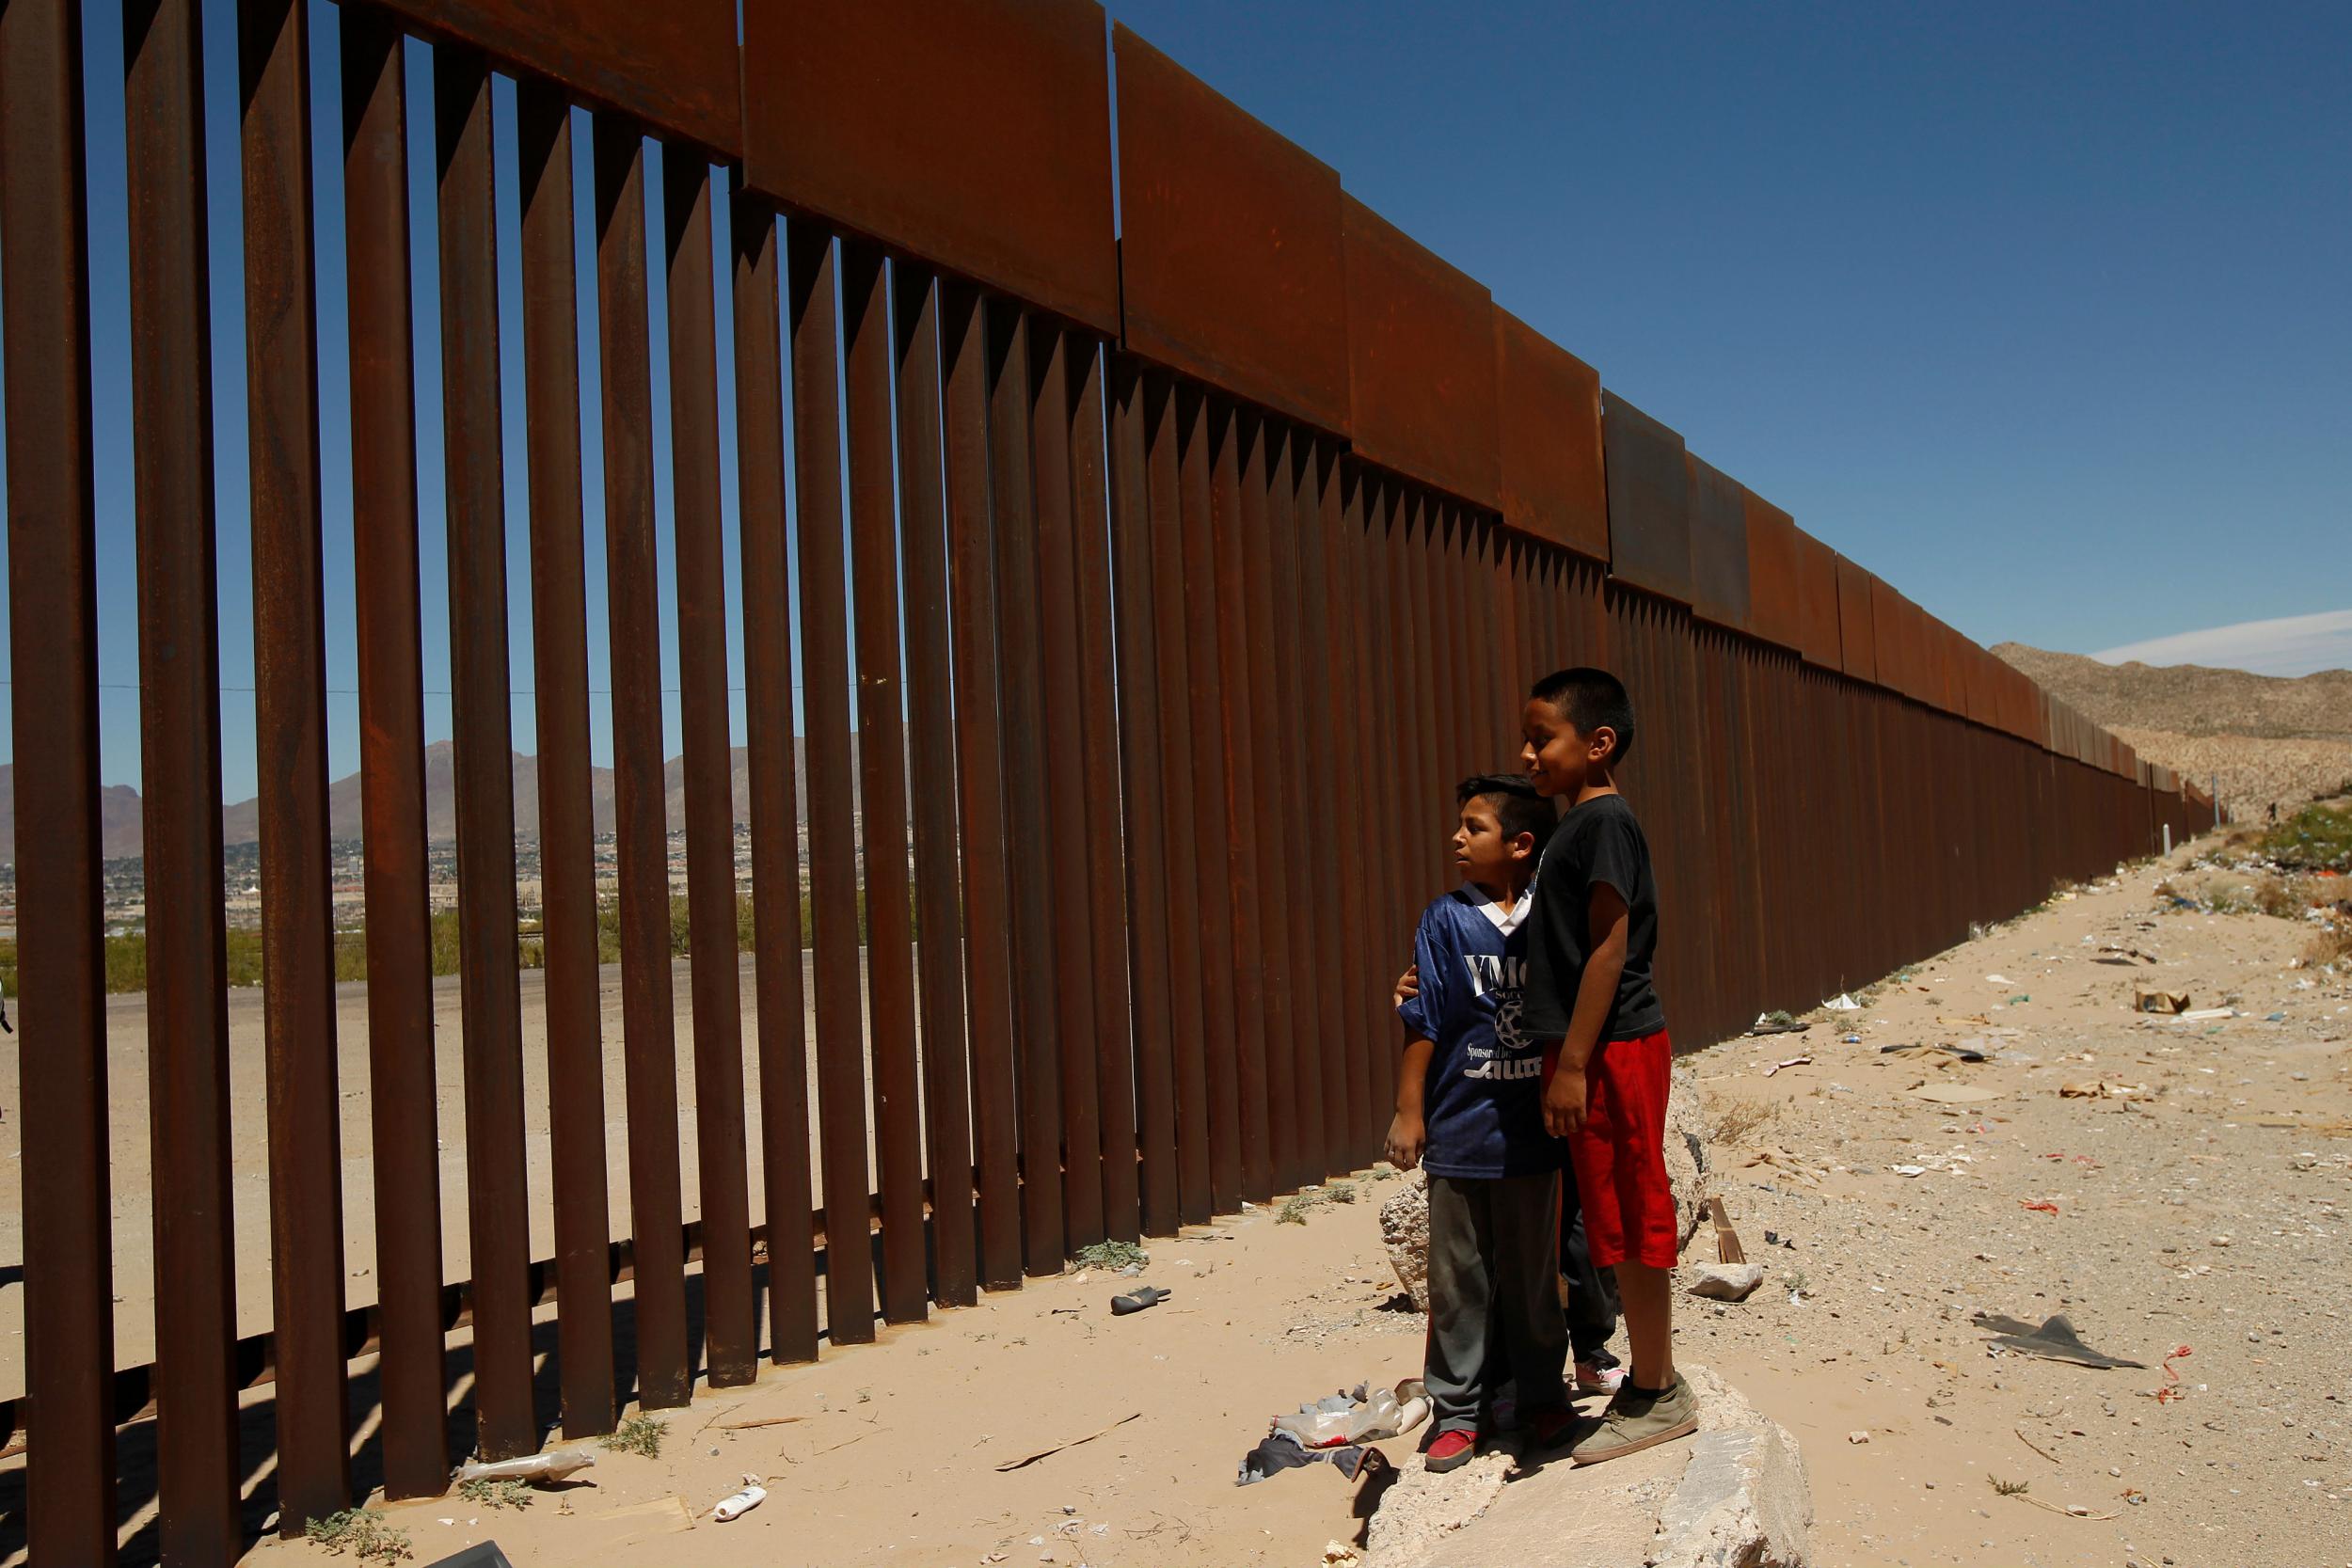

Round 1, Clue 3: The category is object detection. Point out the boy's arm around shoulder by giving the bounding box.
[1387,904,1450,1170]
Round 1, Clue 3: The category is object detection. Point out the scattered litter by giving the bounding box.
[1847,1430,1870,1445]
[2179,1007,2233,1022]
[1905,1083,2001,1104]
[995,1413,1142,1472]
[709,1476,767,1522]
[1110,1286,1171,1316]
[1761,1053,1811,1078]
[2097,946,2160,966]
[1985,974,2012,986]
[1687,1262,1765,1302]
[1323,1542,1364,1567]
[1823,993,1862,1011]
[1892,1164,1928,1178]
[2007,994,2031,1005]
[453,1449,596,1487]
[1749,1011,1804,1035]
[1272,1381,1430,1449]
[2019,1199,2061,1215]
[1236,1435,1380,1487]
[1707,1196,1747,1263]
[1762,1229,1796,1249]
[1974,1313,2147,1370]
[2135,988,2190,1015]
[2059,1081,2151,1101]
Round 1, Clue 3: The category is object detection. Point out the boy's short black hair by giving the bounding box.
[1530,667,1637,766]
[1457,774,1557,850]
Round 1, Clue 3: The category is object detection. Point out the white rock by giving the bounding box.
[1688,1262,1767,1302]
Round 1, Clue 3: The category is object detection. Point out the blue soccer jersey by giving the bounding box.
[1395,886,1565,1180]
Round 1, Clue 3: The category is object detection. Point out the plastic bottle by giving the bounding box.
[452,1448,596,1486]
[712,1475,767,1522]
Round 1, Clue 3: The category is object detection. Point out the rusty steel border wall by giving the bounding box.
[0,0,2207,1555]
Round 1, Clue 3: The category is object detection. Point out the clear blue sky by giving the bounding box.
[3,0,2345,803]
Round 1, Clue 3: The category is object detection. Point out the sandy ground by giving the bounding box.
[0,952,890,1395]
[10,838,2351,1566]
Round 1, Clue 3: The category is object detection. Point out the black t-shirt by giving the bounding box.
[1522,793,1666,1043]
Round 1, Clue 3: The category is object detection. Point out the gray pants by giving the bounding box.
[1425,1172,1568,1434]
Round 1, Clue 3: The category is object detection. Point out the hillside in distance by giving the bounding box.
[0,740,809,867]
[1994,643,2352,813]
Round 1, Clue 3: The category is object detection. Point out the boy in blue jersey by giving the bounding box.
[1387,775,1574,1472]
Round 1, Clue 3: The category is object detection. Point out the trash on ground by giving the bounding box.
[1892,1164,1928,1177]
[1973,1312,2147,1370]
[1985,974,2012,986]
[1847,1430,1870,1444]
[2097,945,2160,966]
[2059,1080,2151,1100]
[2134,987,2190,1014]
[1823,993,1862,1011]
[1110,1285,1171,1316]
[1761,1053,1811,1077]
[710,1476,767,1522]
[1687,1261,1765,1302]
[2179,1006,2233,1022]
[2018,1198,2061,1214]
[1905,1083,2001,1104]
[1272,1381,1430,1449]
[453,1449,596,1487]
[1707,1196,1747,1263]
[1235,1433,1381,1486]
[995,1412,1142,1472]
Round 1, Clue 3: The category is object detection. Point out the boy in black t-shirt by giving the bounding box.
[1519,667,1697,1465]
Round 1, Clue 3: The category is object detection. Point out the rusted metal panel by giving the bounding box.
[369,0,738,155]
[1601,391,1693,604]
[1742,488,1803,651]
[1343,194,1501,509]
[1869,576,1907,698]
[1070,346,1143,1240]
[733,182,823,1351]
[1685,452,1751,632]
[1114,24,1348,436]
[1836,554,1878,683]
[1258,421,1313,1194]
[895,264,979,1298]
[742,0,1118,336]
[1300,437,1361,1175]
[123,0,245,1546]
[1031,324,1109,1247]
[437,43,535,1457]
[1218,407,1275,1203]
[516,76,615,1436]
[2,0,116,1547]
[596,113,691,1392]
[1793,527,1841,668]
[1108,360,1183,1235]
[1494,308,1608,560]
[793,223,886,1318]
[941,279,1026,1286]
[242,0,353,1521]
[1177,387,1243,1215]
[841,239,930,1318]
[340,5,453,1487]
[666,146,759,1372]
[985,299,1071,1272]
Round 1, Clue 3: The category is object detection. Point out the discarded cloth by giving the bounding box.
[1236,1435,1376,1486]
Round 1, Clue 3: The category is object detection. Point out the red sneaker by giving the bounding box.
[1423,1429,1480,1473]
[1523,1405,1582,1449]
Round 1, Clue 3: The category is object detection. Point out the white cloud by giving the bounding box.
[2094,609,2352,677]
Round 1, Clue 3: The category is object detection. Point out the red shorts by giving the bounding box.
[1551,1030,1677,1270]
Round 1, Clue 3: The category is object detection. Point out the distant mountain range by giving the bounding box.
[0,740,811,867]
